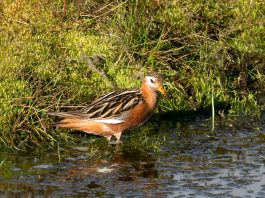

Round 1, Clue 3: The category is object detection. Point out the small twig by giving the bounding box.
[80,0,128,19]
[81,53,115,88]
[211,84,215,132]
[58,142,61,163]
[64,0,67,16]
[54,105,86,108]
[92,2,114,15]
[1,16,30,26]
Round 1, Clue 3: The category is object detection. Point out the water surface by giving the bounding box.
[1,117,265,197]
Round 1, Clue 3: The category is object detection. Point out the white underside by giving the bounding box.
[93,119,124,124]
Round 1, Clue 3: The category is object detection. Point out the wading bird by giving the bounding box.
[49,73,167,143]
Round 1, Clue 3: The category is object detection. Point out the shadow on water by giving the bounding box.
[1,112,265,197]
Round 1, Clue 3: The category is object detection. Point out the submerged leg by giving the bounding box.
[113,132,122,144]
[107,136,118,145]
[106,136,112,142]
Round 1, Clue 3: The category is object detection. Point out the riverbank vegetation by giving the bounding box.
[0,0,265,151]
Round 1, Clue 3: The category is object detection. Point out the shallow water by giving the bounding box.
[1,118,265,197]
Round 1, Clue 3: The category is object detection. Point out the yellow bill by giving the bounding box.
[159,86,167,97]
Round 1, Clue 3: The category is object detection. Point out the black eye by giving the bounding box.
[150,78,155,83]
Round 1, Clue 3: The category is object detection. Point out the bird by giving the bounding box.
[48,72,167,143]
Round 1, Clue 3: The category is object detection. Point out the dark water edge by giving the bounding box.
[1,116,265,197]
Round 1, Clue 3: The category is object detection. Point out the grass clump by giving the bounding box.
[113,0,265,115]
[0,0,265,151]
[0,0,114,151]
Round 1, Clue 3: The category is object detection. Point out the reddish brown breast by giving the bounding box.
[106,82,159,133]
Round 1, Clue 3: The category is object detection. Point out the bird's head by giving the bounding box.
[144,73,167,97]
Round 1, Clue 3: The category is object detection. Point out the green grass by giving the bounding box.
[0,0,265,151]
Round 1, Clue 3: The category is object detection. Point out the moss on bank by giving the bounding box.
[0,0,265,151]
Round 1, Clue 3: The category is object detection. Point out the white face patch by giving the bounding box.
[145,76,157,89]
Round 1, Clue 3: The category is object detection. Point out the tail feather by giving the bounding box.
[57,118,88,128]
[56,118,109,137]
[48,111,88,118]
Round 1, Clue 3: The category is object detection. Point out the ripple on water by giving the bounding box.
[0,120,265,197]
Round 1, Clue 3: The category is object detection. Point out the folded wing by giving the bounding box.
[48,89,144,124]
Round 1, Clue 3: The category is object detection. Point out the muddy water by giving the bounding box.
[1,118,265,197]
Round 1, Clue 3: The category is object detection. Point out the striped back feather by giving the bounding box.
[80,89,144,119]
